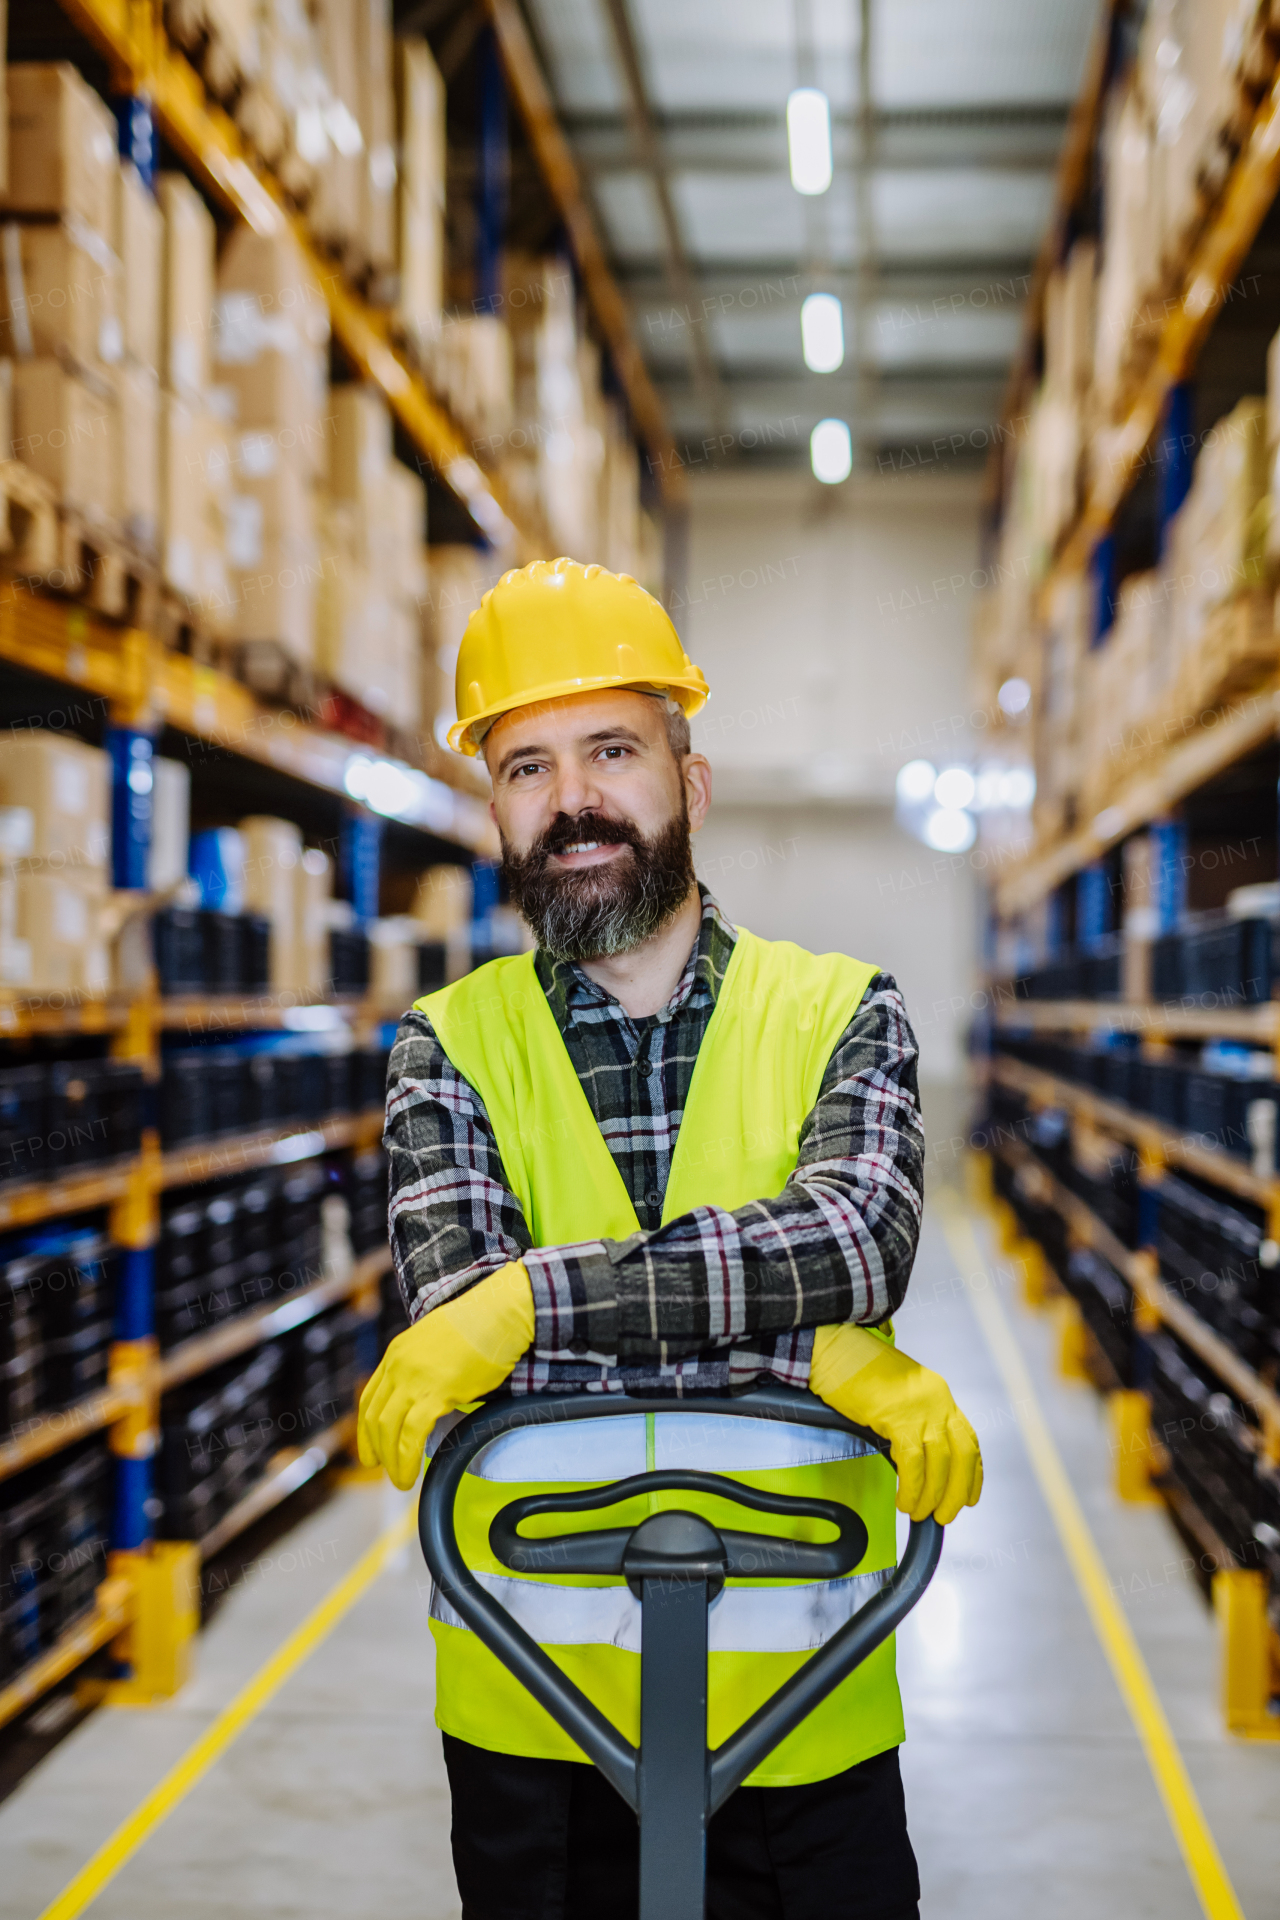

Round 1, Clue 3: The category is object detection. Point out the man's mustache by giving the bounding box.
[533,812,646,861]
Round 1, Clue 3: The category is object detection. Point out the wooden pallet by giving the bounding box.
[1197,587,1279,707]
[0,476,159,626]
[212,637,322,713]
[155,586,217,664]
[165,0,252,107]
[0,459,57,575]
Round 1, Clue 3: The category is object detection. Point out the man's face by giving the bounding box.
[485,689,711,960]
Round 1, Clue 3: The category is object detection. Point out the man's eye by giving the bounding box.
[512,763,542,779]
[599,746,629,761]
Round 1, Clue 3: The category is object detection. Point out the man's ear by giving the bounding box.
[684,753,712,832]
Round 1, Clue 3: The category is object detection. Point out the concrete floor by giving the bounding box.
[2,1193,1278,1918]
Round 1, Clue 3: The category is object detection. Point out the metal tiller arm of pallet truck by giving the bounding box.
[419,1385,942,1920]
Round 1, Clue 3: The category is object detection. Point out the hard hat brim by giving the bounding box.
[447,671,710,756]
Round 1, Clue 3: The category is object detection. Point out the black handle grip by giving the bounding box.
[418,1386,942,1815]
[490,1466,869,1583]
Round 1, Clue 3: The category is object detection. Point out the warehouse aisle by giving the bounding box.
[3,1190,1277,1920]
[897,1199,1280,1920]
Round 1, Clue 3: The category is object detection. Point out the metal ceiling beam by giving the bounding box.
[594,0,730,437]
[481,0,685,498]
[622,263,1033,304]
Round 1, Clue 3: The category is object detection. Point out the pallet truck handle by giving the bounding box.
[418,1384,942,1817]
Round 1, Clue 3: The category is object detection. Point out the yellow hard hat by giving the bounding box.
[448,556,710,755]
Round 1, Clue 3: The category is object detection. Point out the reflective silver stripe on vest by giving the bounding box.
[469,1413,877,1483]
[430,1564,893,1655]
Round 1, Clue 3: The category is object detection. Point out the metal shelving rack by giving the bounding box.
[977,22,1280,1736]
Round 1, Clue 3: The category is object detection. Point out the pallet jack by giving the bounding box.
[419,1384,942,1920]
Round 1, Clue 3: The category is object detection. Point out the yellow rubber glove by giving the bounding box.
[357,1261,535,1490]
[810,1323,983,1526]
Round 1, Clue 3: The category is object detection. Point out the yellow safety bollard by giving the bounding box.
[1213,1568,1280,1738]
[106,1543,202,1704]
[1017,1239,1055,1309]
[1108,1389,1163,1504]
[1052,1295,1091,1382]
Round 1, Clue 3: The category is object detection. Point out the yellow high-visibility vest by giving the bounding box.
[415,927,902,1785]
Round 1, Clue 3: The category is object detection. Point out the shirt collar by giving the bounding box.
[535,885,737,1026]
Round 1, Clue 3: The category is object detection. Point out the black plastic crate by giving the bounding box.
[207,1051,248,1137]
[352,1042,390,1114]
[159,1051,212,1148]
[321,1049,353,1116]
[99,1060,145,1162]
[200,911,244,993]
[242,914,272,991]
[416,942,447,994]
[154,906,206,995]
[329,927,370,995]
[0,1065,46,1185]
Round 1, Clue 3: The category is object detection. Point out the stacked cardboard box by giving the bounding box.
[240,815,342,994]
[213,225,331,669]
[1092,0,1268,414]
[423,545,495,750]
[356,0,397,292]
[115,161,163,556]
[157,172,229,620]
[395,38,446,364]
[317,385,428,725]
[1165,397,1268,703]
[2,65,123,532]
[308,0,364,261]
[0,734,111,992]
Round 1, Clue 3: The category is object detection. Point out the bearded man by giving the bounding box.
[359,558,981,1920]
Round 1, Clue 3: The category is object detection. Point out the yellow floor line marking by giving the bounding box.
[39,1502,416,1920]
[936,1196,1244,1920]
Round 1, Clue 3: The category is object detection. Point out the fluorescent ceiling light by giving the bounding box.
[810,418,852,484]
[787,88,832,195]
[924,808,976,853]
[933,766,975,810]
[896,759,937,803]
[997,676,1031,716]
[801,292,844,372]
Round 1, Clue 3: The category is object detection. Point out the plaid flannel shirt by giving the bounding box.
[384,888,924,1396]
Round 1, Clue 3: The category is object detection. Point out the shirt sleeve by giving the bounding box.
[521,974,925,1370]
[383,1006,532,1321]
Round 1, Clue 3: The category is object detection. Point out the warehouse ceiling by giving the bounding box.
[514,0,1102,474]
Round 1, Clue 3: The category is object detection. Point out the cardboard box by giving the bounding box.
[328,384,391,499]
[117,160,162,374]
[160,389,205,596]
[241,815,301,991]
[0,220,123,370]
[0,734,110,874]
[357,0,397,279]
[15,869,109,993]
[412,864,472,937]
[227,530,319,664]
[11,357,117,523]
[118,360,160,556]
[396,38,445,353]
[148,757,191,893]
[213,225,331,474]
[309,0,363,254]
[382,460,428,602]
[293,847,332,992]
[224,439,315,571]
[4,64,117,238]
[158,172,215,400]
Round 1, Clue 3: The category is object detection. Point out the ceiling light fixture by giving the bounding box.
[810,418,852,484]
[801,292,844,371]
[787,88,832,195]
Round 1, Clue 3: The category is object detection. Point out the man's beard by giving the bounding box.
[500,801,696,962]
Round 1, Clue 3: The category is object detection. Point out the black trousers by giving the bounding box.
[442,1734,920,1920]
